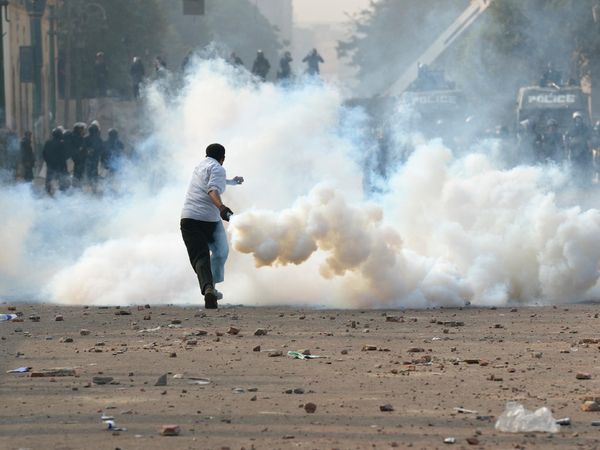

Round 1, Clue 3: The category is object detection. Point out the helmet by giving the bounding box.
[546,118,558,127]
[108,128,118,139]
[90,119,101,131]
[52,127,64,138]
[573,111,583,120]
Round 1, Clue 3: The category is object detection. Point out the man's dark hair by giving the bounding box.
[206,143,225,161]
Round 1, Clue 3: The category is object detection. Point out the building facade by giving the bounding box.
[1,0,58,143]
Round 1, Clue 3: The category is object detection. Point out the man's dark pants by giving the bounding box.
[180,218,217,294]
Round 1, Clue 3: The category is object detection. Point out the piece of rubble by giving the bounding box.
[362,345,377,351]
[254,328,267,336]
[160,425,180,436]
[582,401,600,412]
[304,402,317,413]
[155,374,168,386]
[30,368,76,377]
[380,404,394,412]
[227,326,240,335]
[80,329,91,336]
[576,372,592,380]
[93,376,114,385]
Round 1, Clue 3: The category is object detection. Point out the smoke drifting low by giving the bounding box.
[1,59,600,307]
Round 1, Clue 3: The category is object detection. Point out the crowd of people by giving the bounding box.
[516,112,600,184]
[25,121,127,195]
[125,47,325,97]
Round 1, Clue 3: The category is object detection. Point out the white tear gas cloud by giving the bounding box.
[1,59,600,307]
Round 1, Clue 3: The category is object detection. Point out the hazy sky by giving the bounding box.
[293,0,373,24]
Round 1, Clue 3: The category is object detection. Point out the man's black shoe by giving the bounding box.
[204,286,218,309]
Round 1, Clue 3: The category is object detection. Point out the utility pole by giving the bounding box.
[25,0,47,128]
[48,4,57,128]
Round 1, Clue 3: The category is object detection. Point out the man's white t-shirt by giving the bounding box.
[181,157,226,222]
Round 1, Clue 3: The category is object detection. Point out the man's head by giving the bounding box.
[206,143,225,163]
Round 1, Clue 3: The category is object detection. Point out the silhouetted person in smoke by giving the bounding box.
[102,128,124,175]
[539,62,561,88]
[130,56,145,99]
[251,50,270,81]
[228,52,244,68]
[83,121,104,190]
[565,111,592,183]
[155,56,168,79]
[277,51,293,81]
[180,143,244,309]
[302,48,324,76]
[43,127,68,195]
[181,50,194,73]
[67,122,87,188]
[538,119,564,163]
[94,52,109,97]
[20,131,35,182]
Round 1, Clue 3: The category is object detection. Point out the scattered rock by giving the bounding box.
[407,347,425,353]
[362,345,377,351]
[380,404,394,412]
[577,372,592,380]
[268,350,283,357]
[437,321,464,327]
[582,401,600,412]
[386,316,402,323]
[253,345,261,352]
[293,388,305,394]
[466,437,480,445]
[80,329,91,336]
[443,437,456,444]
[227,326,240,335]
[304,402,317,413]
[30,368,77,377]
[155,374,168,386]
[160,424,180,436]
[115,310,131,316]
[55,315,64,321]
[92,376,114,385]
[254,328,267,336]
[29,315,40,322]
[59,337,73,343]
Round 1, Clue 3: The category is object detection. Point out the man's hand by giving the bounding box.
[219,205,234,221]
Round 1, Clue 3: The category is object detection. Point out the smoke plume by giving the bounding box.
[1,59,600,308]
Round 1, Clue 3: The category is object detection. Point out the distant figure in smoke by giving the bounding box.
[130,56,145,99]
[565,111,592,183]
[302,48,324,76]
[180,143,244,309]
[102,128,124,175]
[181,50,194,73]
[94,52,109,97]
[83,121,104,190]
[67,122,87,188]
[539,62,562,88]
[538,118,564,163]
[228,52,244,68]
[251,50,270,81]
[42,127,68,195]
[155,56,168,78]
[277,51,293,81]
[20,130,35,182]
